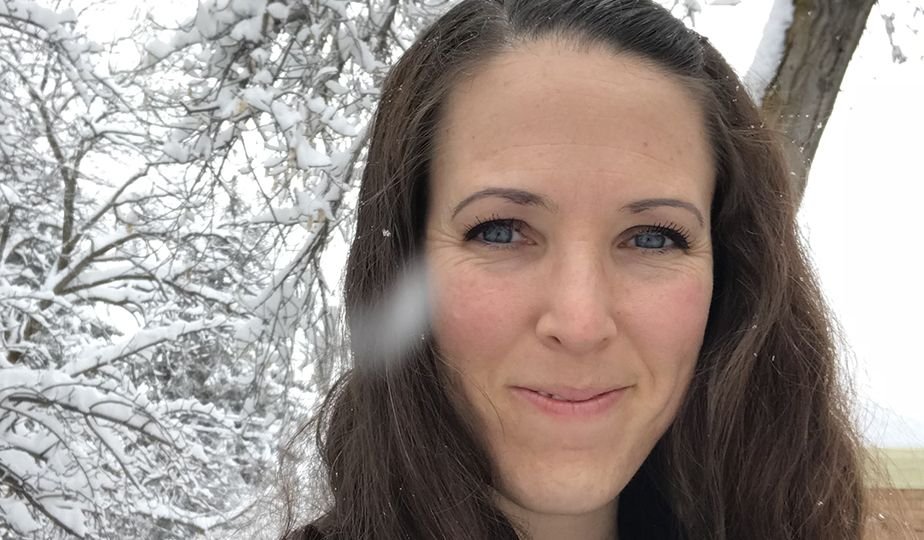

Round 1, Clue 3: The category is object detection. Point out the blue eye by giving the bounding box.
[464,219,521,246]
[630,224,691,252]
[482,222,514,243]
[462,219,692,253]
[634,232,671,249]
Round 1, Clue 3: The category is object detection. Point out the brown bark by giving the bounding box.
[761,0,876,204]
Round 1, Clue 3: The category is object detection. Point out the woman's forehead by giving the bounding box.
[431,41,715,208]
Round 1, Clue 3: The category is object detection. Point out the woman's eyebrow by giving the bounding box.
[451,189,705,227]
[451,187,556,218]
[621,198,705,227]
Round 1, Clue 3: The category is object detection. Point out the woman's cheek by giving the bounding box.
[630,272,712,369]
[431,265,529,365]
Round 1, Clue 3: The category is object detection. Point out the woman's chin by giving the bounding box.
[494,472,623,519]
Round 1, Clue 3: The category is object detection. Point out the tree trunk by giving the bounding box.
[761,0,876,204]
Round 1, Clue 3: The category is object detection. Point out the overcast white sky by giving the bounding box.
[694,0,924,447]
[799,7,924,448]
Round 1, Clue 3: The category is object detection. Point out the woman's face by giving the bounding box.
[424,41,714,532]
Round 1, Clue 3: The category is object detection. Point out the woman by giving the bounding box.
[282,0,867,538]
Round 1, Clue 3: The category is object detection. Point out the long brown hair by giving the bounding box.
[281,1,867,538]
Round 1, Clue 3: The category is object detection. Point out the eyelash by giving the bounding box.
[462,216,692,253]
[637,222,692,251]
[462,214,510,242]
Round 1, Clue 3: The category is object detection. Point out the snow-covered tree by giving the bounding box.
[666,0,916,202]
[761,0,878,201]
[0,0,448,537]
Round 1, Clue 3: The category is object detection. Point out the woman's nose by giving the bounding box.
[534,247,618,356]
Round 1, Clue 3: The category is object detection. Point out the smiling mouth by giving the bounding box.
[512,386,627,417]
[534,390,606,402]
[523,385,622,401]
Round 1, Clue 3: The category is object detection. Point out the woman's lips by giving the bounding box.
[512,386,627,417]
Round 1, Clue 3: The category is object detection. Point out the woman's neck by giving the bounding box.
[495,493,618,540]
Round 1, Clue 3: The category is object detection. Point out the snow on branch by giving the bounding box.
[1,0,450,537]
[65,319,228,376]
